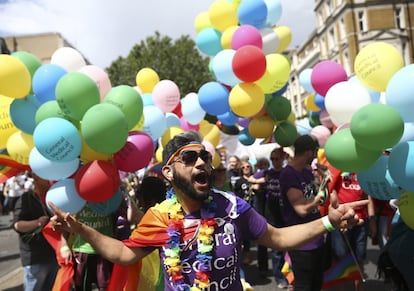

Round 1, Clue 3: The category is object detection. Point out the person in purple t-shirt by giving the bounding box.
[280,134,329,291]
[49,131,368,291]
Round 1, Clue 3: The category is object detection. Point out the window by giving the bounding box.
[340,18,346,40]
[358,10,367,32]
[395,6,406,29]
[328,28,335,51]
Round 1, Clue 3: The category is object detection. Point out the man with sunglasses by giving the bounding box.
[49,131,368,291]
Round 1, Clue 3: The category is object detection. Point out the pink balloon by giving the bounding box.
[113,131,154,172]
[202,140,216,158]
[180,117,200,131]
[232,24,263,50]
[152,80,181,113]
[78,65,112,101]
[311,125,331,147]
[310,61,347,97]
[319,110,334,128]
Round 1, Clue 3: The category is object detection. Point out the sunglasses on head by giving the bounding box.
[173,150,212,166]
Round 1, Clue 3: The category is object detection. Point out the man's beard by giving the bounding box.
[173,171,211,202]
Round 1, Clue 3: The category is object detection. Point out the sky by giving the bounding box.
[0,0,316,69]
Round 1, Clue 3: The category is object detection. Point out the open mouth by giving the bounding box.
[194,172,209,186]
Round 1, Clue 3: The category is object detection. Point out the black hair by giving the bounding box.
[162,130,202,165]
[137,176,167,211]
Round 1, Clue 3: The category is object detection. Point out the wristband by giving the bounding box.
[60,245,70,252]
[322,216,335,232]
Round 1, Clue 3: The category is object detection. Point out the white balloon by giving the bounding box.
[181,92,206,125]
[260,27,280,55]
[51,47,86,72]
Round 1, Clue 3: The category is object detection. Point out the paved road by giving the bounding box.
[0,213,392,291]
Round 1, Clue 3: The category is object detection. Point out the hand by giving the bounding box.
[49,202,83,234]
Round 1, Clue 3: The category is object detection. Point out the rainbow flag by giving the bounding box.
[322,253,362,288]
[0,150,30,182]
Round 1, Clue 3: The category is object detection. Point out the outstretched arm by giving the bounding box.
[48,202,148,265]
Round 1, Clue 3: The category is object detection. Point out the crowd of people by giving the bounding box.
[3,131,412,291]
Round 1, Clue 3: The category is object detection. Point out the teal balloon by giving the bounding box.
[104,85,143,130]
[266,96,291,121]
[10,94,39,134]
[238,128,255,145]
[388,141,414,192]
[89,189,123,215]
[196,28,223,56]
[350,103,404,151]
[81,103,129,154]
[55,72,100,120]
[325,128,382,172]
[273,121,298,147]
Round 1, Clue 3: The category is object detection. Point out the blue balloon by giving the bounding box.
[299,68,315,92]
[212,49,241,87]
[296,118,312,135]
[218,111,238,126]
[165,113,181,128]
[396,122,414,146]
[198,82,230,116]
[196,28,223,56]
[238,0,268,29]
[10,94,39,134]
[142,105,167,141]
[272,82,288,96]
[46,179,86,214]
[239,128,255,145]
[264,0,282,26]
[357,155,403,200]
[89,188,123,215]
[32,64,67,104]
[33,117,82,162]
[314,94,326,111]
[388,141,414,191]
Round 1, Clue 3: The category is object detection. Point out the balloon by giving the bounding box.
[319,110,334,128]
[34,100,78,126]
[266,95,291,122]
[397,122,414,146]
[212,49,241,87]
[32,64,67,104]
[78,65,112,101]
[229,83,265,117]
[194,11,212,33]
[160,126,184,148]
[399,191,414,230]
[79,135,112,163]
[217,111,238,126]
[255,53,290,93]
[0,54,31,98]
[304,94,320,112]
[6,130,34,165]
[274,26,292,53]
[299,68,315,92]
[385,64,414,122]
[152,80,180,113]
[295,118,312,135]
[355,42,404,92]
[388,141,414,192]
[314,94,326,111]
[136,68,159,93]
[311,61,348,97]
[89,188,123,215]
[196,28,223,56]
[357,155,403,200]
[142,105,167,141]
[273,121,297,147]
[104,85,143,130]
[0,95,18,148]
[51,47,86,72]
[46,179,86,214]
[30,147,79,181]
[198,82,230,116]
[114,131,155,172]
[260,27,280,55]
[141,93,154,106]
[75,160,120,203]
[11,51,41,93]
[181,92,206,125]
[208,0,238,31]
[232,45,266,82]
[33,117,82,162]
[310,125,331,147]
[324,128,382,172]
[180,117,200,131]
[238,0,267,28]
[348,75,381,103]
[264,0,282,26]
[199,120,221,147]
[248,116,275,138]
[309,111,321,127]
[231,24,263,50]
[350,103,404,151]
[165,112,181,128]
[9,95,39,134]
[221,26,239,49]
[239,128,256,145]
[237,117,251,128]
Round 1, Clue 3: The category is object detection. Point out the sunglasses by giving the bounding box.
[173,150,212,166]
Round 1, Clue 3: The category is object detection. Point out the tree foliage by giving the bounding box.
[106,32,213,96]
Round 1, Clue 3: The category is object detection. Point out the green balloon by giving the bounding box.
[309,113,321,127]
[350,103,404,151]
[35,100,79,128]
[104,85,143,130]
[266,96,291,122]
[12,51,42,78]
[55,72,100,120]
[273,121,298,147]
[81,103,129,154]
[325,128,382,172]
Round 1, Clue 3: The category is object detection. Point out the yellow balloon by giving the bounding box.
[0,54,31,98]
[304,94,321,112]
[194,12,212,33]
[354,42,404,92]
[208,0,239,32]
[0,95,18,148]
[6,131,34,165]
[80,135,112,163]
[161,126,184,148]
[248,116,276,138]
[274,26,292,53]
[287,111,296,123]
[221,25,239,49]
[136,68,160,93]
[399,191,414,230]
[131,114,145,131]
[212,152,221,168]
[229,83,265,117]
[155,145,163,163]
[199,120,220,147]
[255,53,291,93]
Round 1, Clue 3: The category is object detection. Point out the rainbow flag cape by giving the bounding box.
[0,150,30,183]
[322,253,362,288]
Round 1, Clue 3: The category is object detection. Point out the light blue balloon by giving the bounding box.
[264,0,282,26]
[212,49,241,87]
[33,117,82,162]
[238,0,268,29]
[349,76,381,103]
[388,141,414,191]
[142,105,167,141]
[396,122,414,146]
[29,147,79,181]
[198,82,230,116]
[357,155,403,200]
[46,179,86,214]
[10,94,39,134]
[196,28,223,56]
[296,118,312,135]
[89,188,123,215]
[32,64,67,104]
[218,111,238,126]
[299,68,315,92]
[385,64,414,122]
[239,128,256,145]
[141,93,153,106]
[165,112,181,128]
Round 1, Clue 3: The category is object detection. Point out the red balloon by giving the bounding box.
[232,45,266,83]
[172,102,182,117]
[75,160,120,203]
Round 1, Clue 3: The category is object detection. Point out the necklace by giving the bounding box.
[165,189,217,291]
